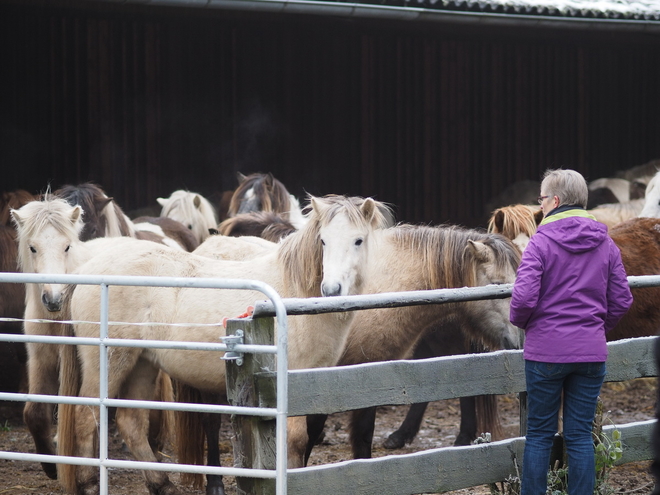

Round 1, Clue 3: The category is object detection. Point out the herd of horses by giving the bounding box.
[1,165,660,495]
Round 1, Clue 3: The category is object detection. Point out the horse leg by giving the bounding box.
[383,402,429,449]
[349,407,377,459]
[304,414,328,466]
[116,359,180,495]
[287,415,309,468]
[23,334,60,479]
[454,396,477,446]
[200,392,225,495]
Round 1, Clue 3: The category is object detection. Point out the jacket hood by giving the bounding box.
[536,209,608,254]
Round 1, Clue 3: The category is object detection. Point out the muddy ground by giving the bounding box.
[0,378,656,495]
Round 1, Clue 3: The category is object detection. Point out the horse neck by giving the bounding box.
[104,203,136,237]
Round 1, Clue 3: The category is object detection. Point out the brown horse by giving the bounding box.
[217,211,297,242]
[0,190,37,395]
[227,172,308,229]
[55,182,199,251]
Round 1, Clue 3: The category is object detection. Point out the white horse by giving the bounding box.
[10,198,174,481]
[639,170,660,218]
[57,195,389,495]
[158,190,218,244]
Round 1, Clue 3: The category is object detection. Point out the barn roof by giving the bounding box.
[405,0,660,20]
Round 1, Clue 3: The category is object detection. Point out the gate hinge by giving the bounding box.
[221,329,244,366]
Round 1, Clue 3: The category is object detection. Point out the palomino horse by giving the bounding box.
[227,172,308,229]
[303,224,523,464]
[11,198,173,480]
[57,195,390,495]
[380,206,539,453]
[55,182,198,251]
[157,190,218,244]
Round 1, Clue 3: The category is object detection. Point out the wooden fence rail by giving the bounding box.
[227,327,658,495]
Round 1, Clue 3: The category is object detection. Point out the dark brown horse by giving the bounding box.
[216,211,296,242]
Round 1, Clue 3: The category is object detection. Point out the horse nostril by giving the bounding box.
[321,283,342,297]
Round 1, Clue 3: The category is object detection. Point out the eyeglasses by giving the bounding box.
[537,195,550,204]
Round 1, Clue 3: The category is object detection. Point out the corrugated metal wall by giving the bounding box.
[3,3,660,227]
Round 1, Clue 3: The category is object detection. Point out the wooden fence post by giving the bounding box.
[225,316,277,495]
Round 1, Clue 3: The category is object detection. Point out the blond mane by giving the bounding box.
[158,190,217,242]
[390,224,520,290]
[277,195,391,297]
[487,204,541,240]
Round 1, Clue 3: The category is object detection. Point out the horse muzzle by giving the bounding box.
[42,286,64,313]
[321,282,342,297]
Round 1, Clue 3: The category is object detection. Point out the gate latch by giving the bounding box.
[221,329,244,366]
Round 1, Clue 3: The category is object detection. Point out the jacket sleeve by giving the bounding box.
[510,240,543,330]
[604,241,633,333]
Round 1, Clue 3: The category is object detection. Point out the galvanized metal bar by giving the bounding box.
[99,283,110,495]
[0,332,276,355]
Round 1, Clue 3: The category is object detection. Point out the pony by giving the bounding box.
[227,172,308,229]
[478,205,660,343]
[303,224,523,465]
[157,190,218,244]
[10,198,173,481]
[217,211,297,242]
[0,189,37,394]
[55,182,198,251]
[193,233,277,261]
[639,170,660,218]
[588,177,631,203]
[379,205,540,452]
[57,195,389,495]
[588,199,645,229]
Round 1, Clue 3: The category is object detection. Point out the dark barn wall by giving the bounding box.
[3,3,660,227]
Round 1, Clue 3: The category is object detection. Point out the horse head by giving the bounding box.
[279,195,391,298]
[464,236,523,351]
[11,198,84,312]
[157,190,218,243]
[229,172,294,218]
[55,182,113,241]
[487,204,543,254]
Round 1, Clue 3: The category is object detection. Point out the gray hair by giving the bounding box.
[541,169,588,208]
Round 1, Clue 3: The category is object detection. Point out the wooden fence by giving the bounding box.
[227,315,657,495]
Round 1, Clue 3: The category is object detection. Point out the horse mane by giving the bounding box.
[228,172,293,218]
[104,201,135,237]
[0,189,38,226]
[390,224,521,290]
[217,211,297,242]
[158,190,218,242]
[277,195,391,297]
[12,197,84,272]
[487,204,542,240]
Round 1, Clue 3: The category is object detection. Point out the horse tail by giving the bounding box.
[57,322,80,492]
[148,371,175,455]
[475,394,503,440]
[174,381,206,489]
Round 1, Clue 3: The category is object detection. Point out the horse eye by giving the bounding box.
[355,239,363,246]
[65,245,71,253]
[188,225,193,230]
[321,239,325,246]
[29,246,36,254]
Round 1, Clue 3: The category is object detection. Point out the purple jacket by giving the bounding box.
[510,209,633,363]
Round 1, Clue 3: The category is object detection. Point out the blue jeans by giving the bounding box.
[521,360,606,495]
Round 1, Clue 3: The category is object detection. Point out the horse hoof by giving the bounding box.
[41,462,58,480]
[453,433,475,446]
[383,433,406,450]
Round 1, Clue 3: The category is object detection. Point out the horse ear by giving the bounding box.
[9,209,24,229]
[157,197,167,207]
[193,195,202,209]
[493,210,505,233]
[98,197,113,211]
[534,208,544,226]
[360,198,377,224]
[467,240,493,263]
[70,205,83,224]
[310,196,327,216]
[236,172,247,184]
[264,173,274,187]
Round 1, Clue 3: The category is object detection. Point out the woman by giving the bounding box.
[510,168,633,495]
